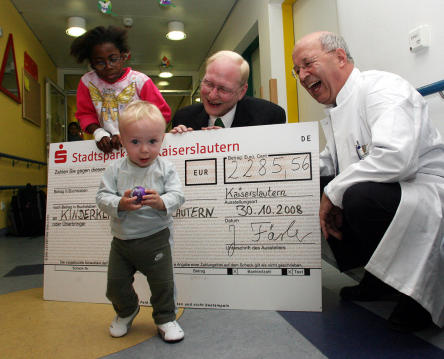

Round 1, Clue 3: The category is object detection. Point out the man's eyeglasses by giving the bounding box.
[92,55,123,70]
[201,79,240,96]
[291,50,336,79]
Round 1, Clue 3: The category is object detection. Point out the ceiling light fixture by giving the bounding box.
[158,80,170,86]
[159,66,173,78]
[166,21,186,41]
[66,17,86,37]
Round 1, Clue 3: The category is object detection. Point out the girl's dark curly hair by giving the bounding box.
[70,25,130,63]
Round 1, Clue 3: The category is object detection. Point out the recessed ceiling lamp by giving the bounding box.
[158,81,170,86]
[66,17,86,37]
[166,21,186,41]
[159,67,173,78]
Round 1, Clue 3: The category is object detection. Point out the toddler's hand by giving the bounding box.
[141,189,166,211]
[118,189,142,211]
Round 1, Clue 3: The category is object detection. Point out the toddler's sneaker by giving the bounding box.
[109,305,140,337]
[157,320,184,343]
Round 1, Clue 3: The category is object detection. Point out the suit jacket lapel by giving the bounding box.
[231,97,250,128]
[196,105,210,129]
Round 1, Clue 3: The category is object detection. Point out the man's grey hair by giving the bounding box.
[319,32,354,63]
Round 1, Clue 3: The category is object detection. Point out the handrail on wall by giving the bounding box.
[416,80,444,98]
[0,152,47,168]
[0,185,46,191]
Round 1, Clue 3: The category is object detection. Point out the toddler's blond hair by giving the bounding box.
[119,100,166,133]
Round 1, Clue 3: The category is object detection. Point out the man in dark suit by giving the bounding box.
[170,50,286,133]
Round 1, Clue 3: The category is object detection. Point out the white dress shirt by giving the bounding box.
[208,104,237,128]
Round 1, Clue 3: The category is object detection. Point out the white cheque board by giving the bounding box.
[44,122,321,311]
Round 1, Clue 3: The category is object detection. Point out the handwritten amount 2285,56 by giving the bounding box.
[224,153,311,184]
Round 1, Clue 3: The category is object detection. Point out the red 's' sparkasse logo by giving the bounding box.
[54,144,67,163]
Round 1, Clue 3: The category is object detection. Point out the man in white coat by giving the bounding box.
[292,31,444,332]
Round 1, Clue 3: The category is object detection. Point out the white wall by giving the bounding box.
[337,0,444,135]
[293,0,444,138]
[267,1,287,111]
[293,0,339,148]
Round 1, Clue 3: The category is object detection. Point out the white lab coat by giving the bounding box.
[321,68,444,327]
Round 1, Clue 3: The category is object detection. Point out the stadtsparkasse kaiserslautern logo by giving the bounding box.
[54,144,67,163]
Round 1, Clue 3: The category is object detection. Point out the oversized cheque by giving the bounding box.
[44,122,321,311]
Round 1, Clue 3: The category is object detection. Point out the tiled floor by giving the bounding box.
[1,234,443,359]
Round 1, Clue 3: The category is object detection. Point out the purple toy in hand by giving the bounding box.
[132,186,146,203]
